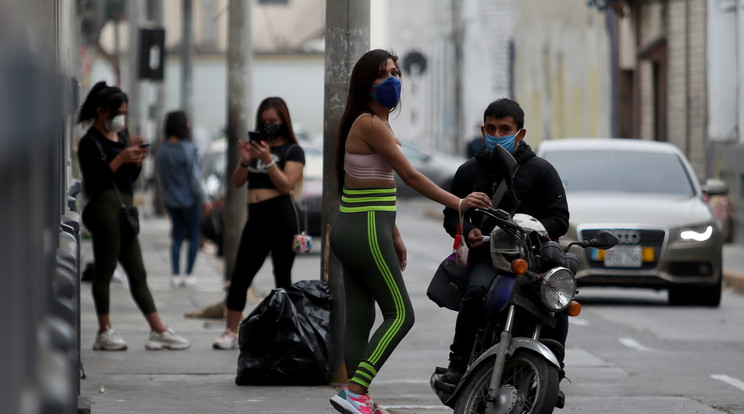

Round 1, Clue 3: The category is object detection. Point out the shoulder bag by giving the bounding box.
[93,137,140,237]
[427,199,470,311]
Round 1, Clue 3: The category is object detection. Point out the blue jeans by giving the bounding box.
[166,203,201,275]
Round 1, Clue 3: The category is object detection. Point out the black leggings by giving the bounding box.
[82,189,157,316]
[225,194,298,311]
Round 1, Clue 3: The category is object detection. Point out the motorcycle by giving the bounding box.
[430,145,619,414]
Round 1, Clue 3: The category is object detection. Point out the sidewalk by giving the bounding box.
[77,215,343,413]
[77,209,744,414]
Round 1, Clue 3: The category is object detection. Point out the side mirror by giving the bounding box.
[490,144,519,187]
[565,230,619,252]
[586,230,619,250]
[703,178,728,196]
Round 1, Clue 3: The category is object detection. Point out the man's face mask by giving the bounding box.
[370,76,401,109]
[261,123,282,140]
[485,129,523,154]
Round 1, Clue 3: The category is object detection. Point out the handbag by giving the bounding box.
[427,253,468,311]
[114,183,140,237]
[92,136,140,237]
[290,194,312,254]
[427,199,471,310]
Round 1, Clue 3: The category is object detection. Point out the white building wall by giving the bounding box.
[707,0,738,142]
[513,1,612,147]
[89,54,325,150]
[379,0,513,155]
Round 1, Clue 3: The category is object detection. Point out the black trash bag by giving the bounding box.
[235,280,333,385]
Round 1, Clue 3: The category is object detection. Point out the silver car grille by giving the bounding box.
[580,228,666,270]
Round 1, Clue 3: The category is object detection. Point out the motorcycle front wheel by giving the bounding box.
[454,349,560,414]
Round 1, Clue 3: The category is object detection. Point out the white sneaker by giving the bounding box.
[212,329,239,350]
[145,328,191,350]
[93,328,128,351]
[171,275,185,288]
[184,275,197,288]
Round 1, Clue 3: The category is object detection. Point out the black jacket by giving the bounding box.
[443,142,569,256]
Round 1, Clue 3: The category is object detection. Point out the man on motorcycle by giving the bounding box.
[439,98,570,390]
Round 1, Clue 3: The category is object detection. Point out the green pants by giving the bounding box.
[82,189,156,316]
[330,187,415,389]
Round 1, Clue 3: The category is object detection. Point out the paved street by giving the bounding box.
[78,198,744,413]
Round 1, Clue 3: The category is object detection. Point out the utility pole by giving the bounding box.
[323,0,370,385]
[151,0,166,216]
[223,0,252,282]
[181,0,194,118]
[452,0,464,155]
[127,0,143,137]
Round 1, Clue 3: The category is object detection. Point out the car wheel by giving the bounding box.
[696,276,722,307]
[668,276,722,307]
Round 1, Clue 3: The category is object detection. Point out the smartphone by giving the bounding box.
[248,131,261,143]
[481,235,491,242]
[140,143,151,148]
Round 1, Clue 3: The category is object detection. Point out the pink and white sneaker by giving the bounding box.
[329,387,378,414]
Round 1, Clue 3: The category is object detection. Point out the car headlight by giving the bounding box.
[540,267,576,312]
[678,225,713,242]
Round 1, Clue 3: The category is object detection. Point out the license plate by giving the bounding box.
[603,245,642,268]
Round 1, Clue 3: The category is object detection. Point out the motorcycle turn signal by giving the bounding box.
[511,258,528,274]
[567,300,582,317]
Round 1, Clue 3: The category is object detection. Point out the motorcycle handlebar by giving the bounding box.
[476,207,523,232]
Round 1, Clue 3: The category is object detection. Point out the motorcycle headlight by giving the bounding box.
[540,267,576,312]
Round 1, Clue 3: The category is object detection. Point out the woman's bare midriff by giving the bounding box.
[344,174,396,189]
[248,188,284,204]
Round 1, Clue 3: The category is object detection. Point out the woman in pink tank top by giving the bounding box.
[328,49,491,414]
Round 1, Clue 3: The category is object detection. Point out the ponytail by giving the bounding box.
[77,81,128,124]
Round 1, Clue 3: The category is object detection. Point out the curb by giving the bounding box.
[723,271,744,296]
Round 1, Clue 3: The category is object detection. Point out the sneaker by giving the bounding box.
[184,275,197,288]
[369,397,384,414]
[330,387,376,414]
[212,329,239,350]
[145,328,191,350]
[92,328,128,351]
[170,275,185,287]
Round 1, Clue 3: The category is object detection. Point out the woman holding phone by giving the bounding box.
[77,81,191,351]
[212,96,306,350]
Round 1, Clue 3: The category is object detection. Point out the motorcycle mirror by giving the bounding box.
[586,230,619,250]
[489,144,519,188]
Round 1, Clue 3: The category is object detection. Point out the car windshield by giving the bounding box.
[543,149,695,196]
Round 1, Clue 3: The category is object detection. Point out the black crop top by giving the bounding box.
[246,143,305,189]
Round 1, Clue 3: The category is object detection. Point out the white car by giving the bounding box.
[537,138,727,306]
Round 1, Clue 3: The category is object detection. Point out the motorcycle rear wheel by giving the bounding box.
[454,350,560,414]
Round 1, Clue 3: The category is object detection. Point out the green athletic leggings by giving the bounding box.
[330,187,415,389]
[82,189,157,316]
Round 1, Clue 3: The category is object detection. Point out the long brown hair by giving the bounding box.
[334,49,400,195]
[255,97,298,144]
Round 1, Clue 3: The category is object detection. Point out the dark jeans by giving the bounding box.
[166,202,201,275]
[449,253,568,368]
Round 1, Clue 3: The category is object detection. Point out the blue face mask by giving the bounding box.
[370,76,401,108]
[485,132,519,154]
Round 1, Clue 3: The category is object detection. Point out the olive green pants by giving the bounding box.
[330,187,415,389]
[83,189,156,316]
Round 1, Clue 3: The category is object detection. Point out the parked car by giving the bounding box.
[395,140,467,197]
[536,138,727,306]
[199,139,323,256]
